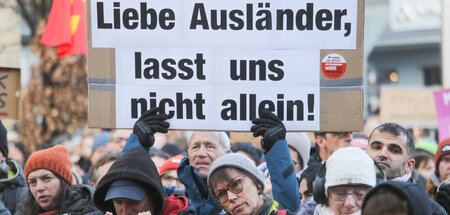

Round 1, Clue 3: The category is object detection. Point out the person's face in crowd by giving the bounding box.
[151,156,166,172]
[289,147,302,172]
[91,160,115,188]
[188,132,227,179]
[112,194,154,215]
[299,178,311,206]
[328,185,370,215]
[211,168,263,215]
[316,132,352,160]
[438,154,450,181]
[367,130,415,179]
[27,169,61,211]
[160,169,185,188]
[108,129,132,155]
[417,157,434,179]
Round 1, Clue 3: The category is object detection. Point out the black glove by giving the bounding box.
[251,109,286,152]
[133,107,169,150]
[436,184,450,212]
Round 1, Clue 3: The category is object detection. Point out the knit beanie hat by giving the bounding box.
[435,137,450,171]
[92,130,110,152]
[286,132,311,170]
[25,145,73,185]
[325,147,376,193]
[208,154,264,190]
[0,121,8,158]
[159,154,184,175]
[416,140,438,156]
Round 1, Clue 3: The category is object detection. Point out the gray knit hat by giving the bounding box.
[286,132,311,170]
[207,154,264,190]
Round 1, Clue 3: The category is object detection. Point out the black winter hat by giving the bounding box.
[362,181,432,215]
[0,121,8,158]
[94,147,165,215]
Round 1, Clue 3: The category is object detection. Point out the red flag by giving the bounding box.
[40,0,86,58]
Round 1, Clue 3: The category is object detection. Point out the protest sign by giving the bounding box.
[0,68,20,119]
[434,89,450,142]
[380,87,438,128]
[87,0,365,131]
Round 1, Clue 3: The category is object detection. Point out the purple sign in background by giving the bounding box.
[434,89,450,142]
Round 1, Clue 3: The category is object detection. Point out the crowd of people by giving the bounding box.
[0,107,449,215]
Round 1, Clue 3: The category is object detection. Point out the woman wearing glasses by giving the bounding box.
[207,153,293,215]
[313,147,377,215]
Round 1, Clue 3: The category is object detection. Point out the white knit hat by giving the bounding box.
[325,147,376,193]
[286,132,311,170]
[207,154,264,190]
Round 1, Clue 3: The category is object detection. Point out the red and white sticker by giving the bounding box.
[321,54,347,79]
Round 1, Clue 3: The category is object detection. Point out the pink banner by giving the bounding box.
[434,89,450,142]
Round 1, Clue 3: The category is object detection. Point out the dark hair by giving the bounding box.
[150,151,171,160]
[231,143,263,166]
[368,123,415,158]
[208,167,263,199]
[362,187,409,215]
[17,173,72,214]
[289,146,304,170]
[89,152,118,185]
[298,163,321,197]
[413,149,434,170]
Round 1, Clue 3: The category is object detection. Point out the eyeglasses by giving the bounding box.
[111,137,128,143]
[328,186,369,201]
[214,177,245,203]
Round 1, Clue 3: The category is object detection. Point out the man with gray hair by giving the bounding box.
[122,107,231,214]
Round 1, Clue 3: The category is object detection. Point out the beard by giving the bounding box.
[375,157,406,180]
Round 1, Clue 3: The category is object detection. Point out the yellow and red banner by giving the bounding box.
[40,0,86,58]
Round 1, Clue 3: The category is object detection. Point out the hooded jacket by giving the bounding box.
[94,147,165,215]
[362,181,432,215]
[0,159,28,214]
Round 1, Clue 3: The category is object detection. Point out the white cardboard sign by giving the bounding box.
[115,49,320,130]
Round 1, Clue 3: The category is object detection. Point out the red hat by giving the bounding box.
[25,145,73,185]
[159,154,184,175]
[435,137,450,171]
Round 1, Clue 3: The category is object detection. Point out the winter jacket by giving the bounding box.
[255,198,289,215]
[362,181,432,215]
[0,159,27,214]
[14,184,97,215]
[94,147,166,215]
[265,140,301,212]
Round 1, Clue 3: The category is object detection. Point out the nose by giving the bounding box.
[197,146,207,157]
[343,194,356,208]
[36,180,45,192]
[227,190,239,202]
[377,146,388,159]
